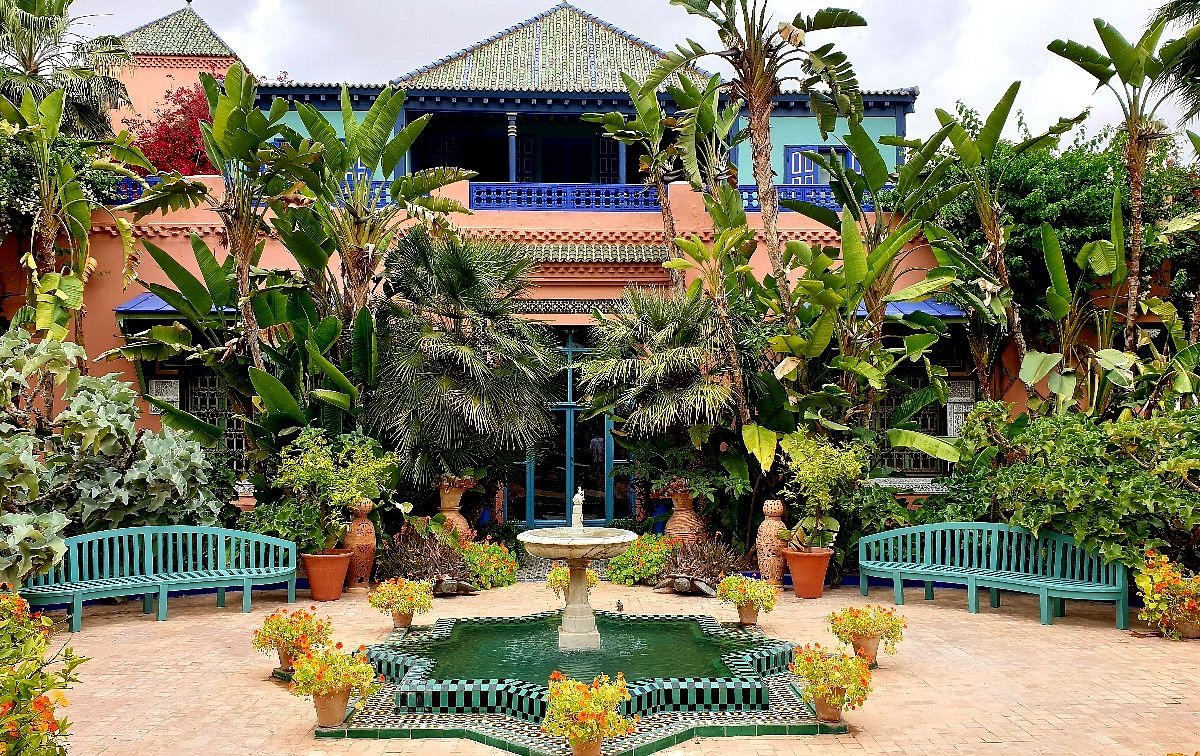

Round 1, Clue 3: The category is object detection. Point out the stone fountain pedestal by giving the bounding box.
[519,489,637,653]
[560,557,602,650]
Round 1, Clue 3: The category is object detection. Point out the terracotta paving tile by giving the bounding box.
[50,581,1200,755]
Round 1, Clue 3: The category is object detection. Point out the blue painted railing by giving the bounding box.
[738,184,876,213]
[112,176,160,204]
[469,183,661,212]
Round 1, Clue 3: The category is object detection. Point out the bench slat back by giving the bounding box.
[859,522,1122,586]
[23,527,296,588]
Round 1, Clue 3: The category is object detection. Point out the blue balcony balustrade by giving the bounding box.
[738,184,878,213]
[469,182,661,212]
[112,176,161,204]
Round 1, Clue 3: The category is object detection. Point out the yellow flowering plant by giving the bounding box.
[542,672,636,746]
[1136,550,1200,638]
[368,578,433,616]
[828,605,906,654]
[546,563,598,600]
[716,575,777,612]
[251,607,332,659]
[789,644,872,710]
[289,644,381,704]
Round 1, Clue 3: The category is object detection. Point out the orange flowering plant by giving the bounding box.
[828,605,906,654]
[716,575,777,612]
[546,563,598,600]
[0,592,86,755]
[290,644,381,704]
[789,644,872,711]
[542,672,636,746]
[606,534,680,586]
[251,607,333,659]
[462,540,519,589]
[1136,550,1200,638]
[368,578,433,616]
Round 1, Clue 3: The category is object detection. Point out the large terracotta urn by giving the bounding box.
[755,499,788,585]
[662,478,706,544]
[342,497,377,591]
[438,475,475,536]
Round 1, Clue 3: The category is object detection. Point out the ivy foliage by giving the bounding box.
[934,402,1200,569]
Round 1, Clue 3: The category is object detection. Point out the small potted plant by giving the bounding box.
[828,605,906,666]
[251,607,333,674]
[1136,550,1200,639]
[290,643,382,727]
[547,562,598,602]
[716,575,778,626]
[789,644,872,723]
[542,671,637,756]
[368,578,433,629]
[778,434,865,599]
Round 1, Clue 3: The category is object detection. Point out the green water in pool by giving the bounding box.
[417,616,755,684]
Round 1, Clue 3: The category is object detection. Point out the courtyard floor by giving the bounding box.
[58,580,1199,755]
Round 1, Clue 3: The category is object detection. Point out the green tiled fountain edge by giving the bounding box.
[324,613,847,755]
[366,611,794,722]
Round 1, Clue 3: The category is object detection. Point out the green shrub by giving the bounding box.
[605,534,680,586]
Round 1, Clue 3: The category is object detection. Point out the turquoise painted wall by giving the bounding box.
[734,115,900,181]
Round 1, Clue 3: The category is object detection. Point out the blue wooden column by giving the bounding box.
[396,107,408,177]
[617,141,627,184]
[507,112,518,182]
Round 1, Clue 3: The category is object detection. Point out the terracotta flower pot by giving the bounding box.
[277,648,295,673]
[662,478,706,544]
[782,548,833,599]
[851,634,881,666]
[302,551,352,602]
[571,739,602,756]
[812,688,845,723]
[342,498,377,591]
[1177,620,1200,639]
[438,481,473,536]
[312,687,352,728]
[755,499,788,585]
[392,610,414,629]
[737,604,760,626]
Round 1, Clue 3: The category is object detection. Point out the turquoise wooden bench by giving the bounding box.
[20,526,297,632]
[858,522,1128,628]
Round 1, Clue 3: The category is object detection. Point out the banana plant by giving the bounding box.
[118,63,326,372]
[0,88,151,345]
[666,73,747,193]
[584,72,683,281]
[1049,18,1200,351]
[288,84,475,324]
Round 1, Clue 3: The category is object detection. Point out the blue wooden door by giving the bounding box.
[784,146,821,185]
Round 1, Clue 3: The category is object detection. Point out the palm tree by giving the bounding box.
[367,228,563,487]
[580,286,734,438]
[643,3,867,321]
[0,0,133,138]
[1050,17,1200,350]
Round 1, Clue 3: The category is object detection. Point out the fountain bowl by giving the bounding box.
[518,526,637,561]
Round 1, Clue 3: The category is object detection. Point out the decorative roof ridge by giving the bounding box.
[392,1,710,85]
[120,6,238,59]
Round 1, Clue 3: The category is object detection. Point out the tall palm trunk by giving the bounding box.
[746,99,795,326]
[713,295,750,425]
[655,175,683,291]
[1123,131,1150,352]
[978,193,1028,385]
[1190,280,1200,345]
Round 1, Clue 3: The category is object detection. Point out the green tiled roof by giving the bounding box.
[525,243,670,263]
[394,2,707,92]
[121,6,237,58]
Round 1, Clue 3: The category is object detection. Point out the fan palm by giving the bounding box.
[580,286,734,438]
[0,0,132,138]
[368,229,563,486]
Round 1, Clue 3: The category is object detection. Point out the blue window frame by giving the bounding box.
[784,145,861,184]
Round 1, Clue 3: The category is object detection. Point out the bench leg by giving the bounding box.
[1055,598,1066,618]
[967,578,979,614]
[892,572,904,605]
[989,588,1001,608]
[143,593,155,614]
[924,581,934,601]
[1038,589,1053,625]
[216,588,226,608]
[1116,594,1130,630]
[287,576,297,604]
[242,581,252,613]
[157,585,168,621]
[70,594,83,633]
